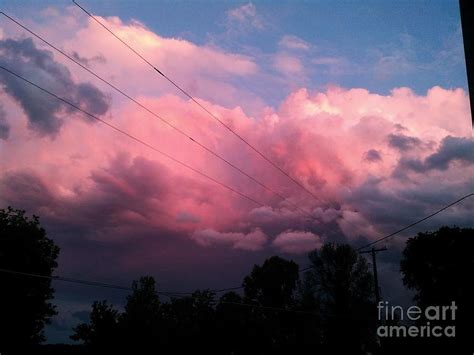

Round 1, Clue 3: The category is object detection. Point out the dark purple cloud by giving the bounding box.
[395,136,474,175]
[364,149,382,162]
[387,133,423,151]
[424,136,474,170]
[0,38,110,136]
[70,51,106,67]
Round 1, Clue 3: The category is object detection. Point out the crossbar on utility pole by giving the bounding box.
[360,247,387,304]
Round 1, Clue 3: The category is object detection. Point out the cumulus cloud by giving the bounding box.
[2,81,472,252]
[312,207,341,224]
[1,8,471,341]
[46,10,260,110]
[0,8,472,259]
[396,136,474,173]
[0,38,109,136]
[272,230,322,254]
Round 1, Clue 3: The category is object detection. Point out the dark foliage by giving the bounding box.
[399,226,474,354]
[70,301,119,350]
[4,206,468,355]
[305,243,377,354]
[71,247,377,354]
[0,207,59,354]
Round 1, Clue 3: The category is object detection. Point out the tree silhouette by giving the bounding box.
[10,206,472,354]
[400,226,474,353]
[216,291,248,353]
[119,276,162,351]
[160,289,217,352]
[242,256,301,353]
[70,300,119,351]
[293,270,322,352]
[243,256,299,308]
[0,207,59,354]
[306,243,376,354]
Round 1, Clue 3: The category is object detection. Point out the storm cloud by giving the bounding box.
[0,9,472,273]
[396,136,474,174]
[388,133,423,151]
[0,38,109,136]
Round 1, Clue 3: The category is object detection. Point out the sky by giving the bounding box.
[0,0,472,344]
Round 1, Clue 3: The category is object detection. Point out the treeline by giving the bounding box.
[1,207,473,354]
[70,246,376,354]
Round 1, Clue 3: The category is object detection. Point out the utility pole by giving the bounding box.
[360,247,387,304]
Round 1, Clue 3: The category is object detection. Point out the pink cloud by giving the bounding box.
[191,228,267,251]
[272,230,323,254]
[1,79,472,251]
[0,8,472,255]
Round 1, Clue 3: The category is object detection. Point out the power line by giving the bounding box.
[356,192,474,251]
[2,188,472,309]
[2,62,471,300]
[59,2,473,253]
[0,267,389,318]
[293,193,474,269]
[212,286,244,293]
[0,268,318,316]
[69,3,474,241]
[0,268,134,292]
[216,301,318,316]
[157,192,474,296]
[0,268,236,296]
[0,43,315,304]
[0,64,268,208]
[0,268,185,300]
[72,0,324,205]
[0,64,319,308]
[2,11,473,315]
[0,12,318,223]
